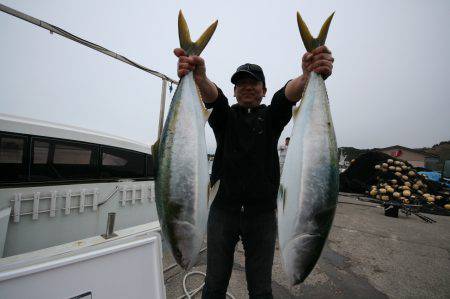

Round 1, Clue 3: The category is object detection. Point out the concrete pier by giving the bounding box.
[163,194,450,298]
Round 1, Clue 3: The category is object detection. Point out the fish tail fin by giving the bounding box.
[178,10,218,56]
[297,11,334,52]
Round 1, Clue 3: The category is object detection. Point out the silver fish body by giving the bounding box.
[155,72,209,270]
[277,72,339,285]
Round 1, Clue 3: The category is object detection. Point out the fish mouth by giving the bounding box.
[282,233,326,286]
[169,220,203,270]
[172,247,194,270]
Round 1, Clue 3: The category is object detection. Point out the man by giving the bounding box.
[174,46,334,299]
[278,137,290,172]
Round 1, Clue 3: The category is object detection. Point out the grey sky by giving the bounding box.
[1,0,449,153]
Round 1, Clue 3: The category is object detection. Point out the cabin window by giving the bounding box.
[30,138,98,180]
[51,141,98,179]
[54,143,92,165]
[103,153,128,166]
[30,140,53,180]
[0,134,27,182]
[33,141,50,164]
[101,147,145,178]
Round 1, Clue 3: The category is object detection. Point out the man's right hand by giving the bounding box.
[173,48,218,103]
[174,48,207,84]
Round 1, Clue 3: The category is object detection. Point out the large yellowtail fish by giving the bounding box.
[277,12,338,285]
[153,11,218,270]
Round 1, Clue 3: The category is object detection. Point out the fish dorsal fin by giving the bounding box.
[151,139,160,177]
[193,80,213,123]
[207,179,220,207]
[178,10,218,56]
[297,11,334,52]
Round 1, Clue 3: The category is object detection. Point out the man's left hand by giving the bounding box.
[301,46,334,80]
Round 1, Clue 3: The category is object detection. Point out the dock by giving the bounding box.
[163,194,450,298]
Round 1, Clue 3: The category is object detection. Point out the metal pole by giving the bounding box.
[102,212,117,239]
[158,79,168,139]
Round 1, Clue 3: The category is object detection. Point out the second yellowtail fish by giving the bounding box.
[277,11,339,285]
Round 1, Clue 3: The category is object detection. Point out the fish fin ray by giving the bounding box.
[297,11,334,52]
[317,12,335,47]
[193,81,212,122]
[151,139,159,177]
[278,184,287,212]
[292,106,300,119]
[208,179,220,207]
[203,108,212,122]
[178,10,193,53]
[178,10,218,56]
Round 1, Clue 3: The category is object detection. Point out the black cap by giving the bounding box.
[231,63,265,86]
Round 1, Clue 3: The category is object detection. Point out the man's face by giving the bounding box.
[234,77,267,108]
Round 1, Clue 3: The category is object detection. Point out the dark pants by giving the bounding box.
[202,206,276,299]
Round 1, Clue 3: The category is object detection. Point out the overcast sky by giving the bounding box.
[1,0,449,153]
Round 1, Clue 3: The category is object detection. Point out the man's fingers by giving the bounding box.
[310,53,334,63]
[302,52,313,62]
[191,55,205,67]
[178,62,195,71]
[178,56,189,63]
[177,69,190,78]
[312,66,332,79]
[302,46,334,79]
[307,60,333,73]
[179,55,204,66]
[174,48,187,57]
[311,45,331,55]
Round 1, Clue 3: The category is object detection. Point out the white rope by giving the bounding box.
[163,247,236,299]
[177,270,236,299]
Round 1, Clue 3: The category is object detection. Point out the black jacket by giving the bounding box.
[205,85,294,214]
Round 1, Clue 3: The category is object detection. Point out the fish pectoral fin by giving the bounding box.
[178,10,218,56]
[277,184,287,212]
[203,108,212,123]
[207,179,220,207]
[151,139,160,177]
[297,11,334,52]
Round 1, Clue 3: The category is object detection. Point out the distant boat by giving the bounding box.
[0,113,159,257]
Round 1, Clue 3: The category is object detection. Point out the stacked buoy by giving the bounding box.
[367,158,450,210]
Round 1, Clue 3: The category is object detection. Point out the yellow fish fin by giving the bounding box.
[297,11,334,52]
[178,10,218,56]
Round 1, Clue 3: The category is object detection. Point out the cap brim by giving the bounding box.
[231,70,260,84]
